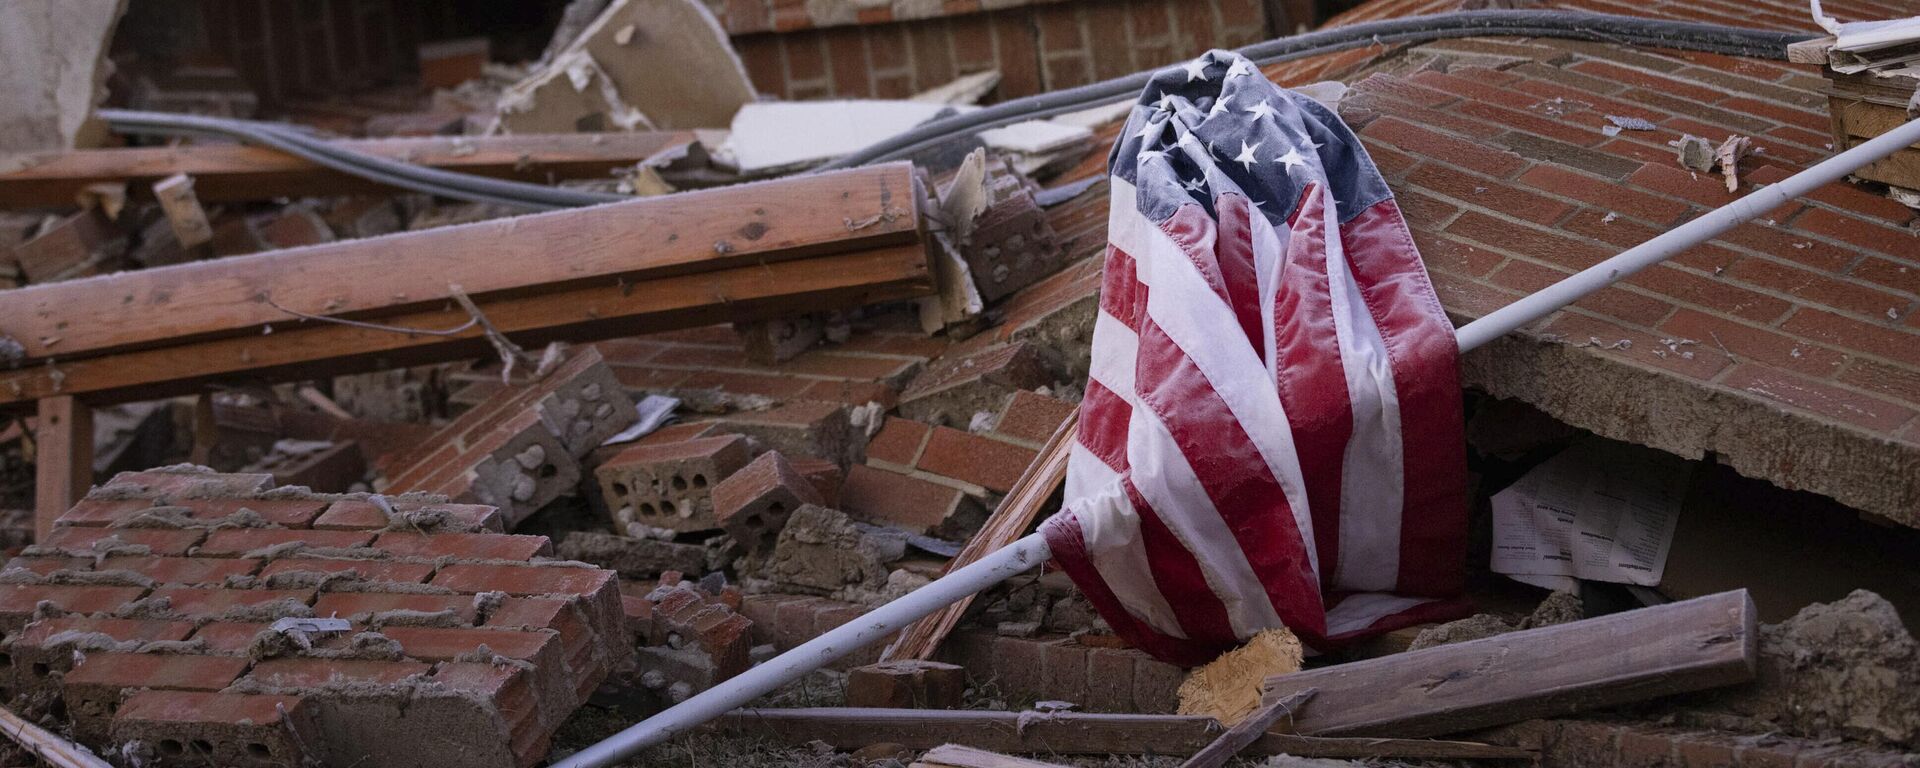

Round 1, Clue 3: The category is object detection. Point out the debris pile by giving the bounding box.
[1,0,1918,766]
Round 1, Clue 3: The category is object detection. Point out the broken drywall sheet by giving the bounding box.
[716,101,972,174]
[977,121,1093,155]
[495,51,651,134]
[0,0,129,174]
[1490,439,1690,588]
[1809,0,1920,52]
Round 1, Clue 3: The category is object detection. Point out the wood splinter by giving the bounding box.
[1179,688,1319,768]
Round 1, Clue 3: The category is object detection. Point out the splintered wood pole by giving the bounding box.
[1179,688,1318,768]
[33,396,92,539]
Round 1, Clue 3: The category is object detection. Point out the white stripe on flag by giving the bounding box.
[1062,442,1189,638]
[1322,186,1407,593]
[1108,177,1321,581]
[1324,592,1433,637]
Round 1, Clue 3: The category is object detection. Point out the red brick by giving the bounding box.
[1723,258,1908,320]
[1850,257,1920,297]
[38,527,205,557]
[1718,221,1855,272]
[258,557,435,584]
[1621,264,1792,323]
[313,592,478,623]
[1659,309,1845,378]
[379,626,553,662]
[989,635,1048,700]
[1406,164,1573,226]
[186,621,272,654]
[430,563,615,598]
[1627,162,1741,208]
[1363,117,1529,178]
[915,426,1037,494]
[1519,165,1692,226]
[66,652,249,692]
[1837,359,1920,406]
[711,450,823,545]
[1619,728,1679,768]
[1678,736,1740,768]
[1721,364,1916,432]
[371,531,551,561]
[95,469,273,499]
[0,585,147,624]
[1083,647,1137,712]
[1794,208,1920,257]
[1444,210,1612,269]
[993,390,1075,445]
[150,587,314,619]
[187,498,330,527]
[1489,259,1673,327]
[1568,60,1724,104]
[841,464,977,534]
[865,417,931,468]
[312,499,503,532]
[109,690,313,764]
[196,528,374,557]
[11,616,194,647]
[245,658,432,688]
[1781,308,1920,366]
[53,498,158,527]
[98,556,262,586]
[1543,313,1730,380]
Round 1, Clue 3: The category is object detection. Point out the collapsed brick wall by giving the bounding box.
[728,0,1273,102]
[0,467,624,768]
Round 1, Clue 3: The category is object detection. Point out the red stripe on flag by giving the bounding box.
[1076,378,1133,475]
[1125,478,1240,647]
[1340,199,1468,598]
[1210,195,1266,351]
[1100,244,1142,331]
[1135,291,1327,640]
[1273,183,1354,587]
[1043,513,1224,667]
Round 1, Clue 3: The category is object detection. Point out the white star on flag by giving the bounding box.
[1244,100,1278,121]
[1225,59,1256,79]
[1183,57,1212,82]
[1233,140,1261,171]
[1154,91,1177,112]
[1209,95,1234,117]
[1139,149,1168,163]
[1182,176,1208,193]
[1275,147,1308,173]
[1135,119,1164,142]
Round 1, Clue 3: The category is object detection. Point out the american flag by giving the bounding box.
[1041,50,1472,666]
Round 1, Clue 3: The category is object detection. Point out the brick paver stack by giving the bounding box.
[0,466,624,768]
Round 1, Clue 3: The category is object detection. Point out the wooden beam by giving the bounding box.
[0,162,918,364]
[33,396,91,539]
[711,708,1534,761]
[1260,590,1758,738]
[0,245,932,412]
[0,132,696,207]
[913,745,1070,768]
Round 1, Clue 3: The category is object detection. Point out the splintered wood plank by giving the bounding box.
[34,396,92,539]
[0,245,932,412]
[0,131,696,207]
[913,745,1071,768]
[711,708,1534,760]
[0,162,918,363]
[883,410,1076,662]
[1179,689,1317,768]
[1259,590,1758,738]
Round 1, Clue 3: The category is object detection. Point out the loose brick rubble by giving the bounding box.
[381,347,637,527]
[0,467,624,768]
[595,434,752,533]
[611,573,753,712]
[711,450,824,550]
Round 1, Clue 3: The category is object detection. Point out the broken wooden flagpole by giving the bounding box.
[556,114,1920,768]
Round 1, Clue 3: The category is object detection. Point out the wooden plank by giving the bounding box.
[1260,590,1758,738]
[884,410,1076,661]
[151,174,213,254]
[711,708,1534,760]
[0,245,932,412]
[33,396,92,539]
[0,131,696,207]
[1786,36,1836,64]
[0,162,917,363]
[1179,689,1316,768]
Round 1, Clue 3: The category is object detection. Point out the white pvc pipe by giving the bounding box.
[555,117,1920,768]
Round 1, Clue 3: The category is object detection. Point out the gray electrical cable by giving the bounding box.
[101,10,1812,207]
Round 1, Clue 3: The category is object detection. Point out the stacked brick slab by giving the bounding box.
[0,467,624,768]
[382,347,637,527]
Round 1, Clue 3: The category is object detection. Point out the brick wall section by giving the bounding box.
[729,0,1271,101]
[1475,719,1918,768]
[740,593,1182,712]
[0,467,624,768]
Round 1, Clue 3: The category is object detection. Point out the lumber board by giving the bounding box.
[1179,689,1317,768]
[0,131,696,207]
[33,396,91,539]
[914,745,1070,768]
[1260,590,1758,738]
[0,245,931,413]
[0,162,918,363]
[884,410,1077,661]
[711,708,1534,760]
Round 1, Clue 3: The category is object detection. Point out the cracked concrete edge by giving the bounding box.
[1461,331,1920,529]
